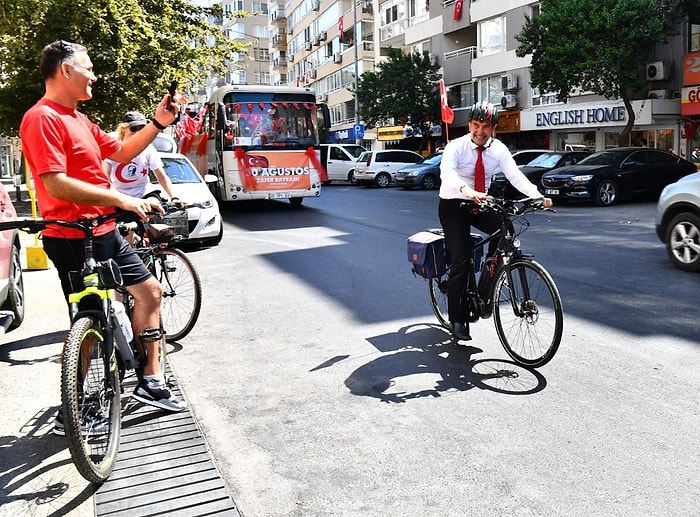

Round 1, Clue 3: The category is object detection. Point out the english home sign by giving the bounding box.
[521,100,631,131]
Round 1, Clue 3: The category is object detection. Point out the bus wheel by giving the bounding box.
[290,198,304,208]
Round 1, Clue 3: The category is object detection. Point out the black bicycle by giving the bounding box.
[120,201,202,342]
[427,196,563,368]
[0,210,160,482]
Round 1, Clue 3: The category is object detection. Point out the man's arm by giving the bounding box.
[41,173,163,220]
[108,95,178,163]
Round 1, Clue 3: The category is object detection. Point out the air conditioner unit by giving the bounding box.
[305,41,312,51]
[333,52,342,63]
[319,31,327,41]
[500,94,517,109]
[502,74,518,91]
[288,54,294,63]
[429,53,438,66]
[648,89,670,100]
[309,69,317,79]
[313,36,320,46]
[312,0,320,10]
[319,93,328,102]
[646,61,670,81]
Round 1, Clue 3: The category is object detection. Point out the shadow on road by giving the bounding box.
[343,323,547,403]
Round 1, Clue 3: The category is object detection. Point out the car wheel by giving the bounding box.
[375,173,391,188]
[595,180,617,206]
[348,170,356,184]
[665,212,700,272]
[421,174,437,190]
[3,243,24,330]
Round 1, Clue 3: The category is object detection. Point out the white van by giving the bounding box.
[320,144,367,184]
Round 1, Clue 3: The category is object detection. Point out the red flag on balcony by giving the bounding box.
[439,79,454,124]
[338,16,344,41]
[453,0,463,20]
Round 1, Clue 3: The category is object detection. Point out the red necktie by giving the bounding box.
[475,145,485,193]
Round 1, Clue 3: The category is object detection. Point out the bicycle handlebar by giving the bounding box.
[460,196,556,216]
[0,210,141,237]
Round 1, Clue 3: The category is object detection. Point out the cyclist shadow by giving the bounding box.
[0,330,67,366]
[0,408,95,512]
[344,323,547,403]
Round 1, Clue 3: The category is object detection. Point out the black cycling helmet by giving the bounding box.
[468,100,499,125]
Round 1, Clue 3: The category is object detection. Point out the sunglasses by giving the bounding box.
[130,125,146,132]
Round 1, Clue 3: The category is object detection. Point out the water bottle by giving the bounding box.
[111,300,139,369]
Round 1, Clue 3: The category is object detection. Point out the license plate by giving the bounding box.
[268,192,291,199]
[545,189,559,195]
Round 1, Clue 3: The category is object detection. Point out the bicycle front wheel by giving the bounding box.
[153,248,202,342]
[492,259,563,368]
[62,317,121,483]
[428,268,450,329]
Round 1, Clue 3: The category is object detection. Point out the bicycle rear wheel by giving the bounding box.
[492,259,563,368]
[428,268,450,329]
[61,316,121,483]
[153,248,202,342]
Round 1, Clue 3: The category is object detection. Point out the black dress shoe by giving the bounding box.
[450,322,472,341]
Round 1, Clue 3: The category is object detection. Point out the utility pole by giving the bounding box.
[353,0,361,146]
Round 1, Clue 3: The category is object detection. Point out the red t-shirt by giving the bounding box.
[19,98,121,238]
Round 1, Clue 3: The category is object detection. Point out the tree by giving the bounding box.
[515,0,696,145]
[355,48,441,148]
[0,0,250,135]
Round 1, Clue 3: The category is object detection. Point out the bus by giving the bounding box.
[180,85,330,206]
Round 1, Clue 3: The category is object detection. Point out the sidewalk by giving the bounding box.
[0,190,240,516]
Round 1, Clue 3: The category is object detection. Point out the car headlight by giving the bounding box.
[407,172,418,177]
[570,174,593,183]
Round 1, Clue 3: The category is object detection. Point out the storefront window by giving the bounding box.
[555,131,595,151]
[656,128,675,153]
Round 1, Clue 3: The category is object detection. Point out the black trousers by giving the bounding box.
[438,198,501,325]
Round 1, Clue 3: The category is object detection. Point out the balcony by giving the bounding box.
[443,46,476,84]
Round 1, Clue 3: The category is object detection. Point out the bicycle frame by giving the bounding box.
[462,199,539,320]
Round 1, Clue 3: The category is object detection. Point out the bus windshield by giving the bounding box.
[222,91,319,150]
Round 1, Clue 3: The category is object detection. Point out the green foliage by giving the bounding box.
[355,48,441,135]
[0,0,249,135]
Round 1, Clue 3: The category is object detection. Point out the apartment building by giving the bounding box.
[204,0,700,157]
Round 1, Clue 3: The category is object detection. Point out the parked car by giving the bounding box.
[152,153,224,246]
[353,149,424,187]
[320,144,367,184]
[540,147,698,206]
[489,150,591,198]
[656,172,700,271]
[395,152,443,190]
[0,182,24,333]
[511,149,551,165]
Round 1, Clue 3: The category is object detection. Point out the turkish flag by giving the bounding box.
[439,79,454,124]
[453,0,463,20]
[338,16,344,41]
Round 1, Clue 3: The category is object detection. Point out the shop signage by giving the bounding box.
[535,106,625,127]
[681,85,700,116]
[377,125,405,141]
[683,51,700,86]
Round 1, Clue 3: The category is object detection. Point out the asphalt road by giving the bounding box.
[168,186,699,516]
[1,186,697,516]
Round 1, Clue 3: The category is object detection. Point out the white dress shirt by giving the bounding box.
[439,133,542,200]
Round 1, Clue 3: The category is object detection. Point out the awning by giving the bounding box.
[377,125,405,141]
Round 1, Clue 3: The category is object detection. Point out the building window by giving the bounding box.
[479,75,504,105]
[252,2,268,14]
[478,16,506,57]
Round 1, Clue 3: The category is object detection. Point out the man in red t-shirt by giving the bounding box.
[20,40,185,425]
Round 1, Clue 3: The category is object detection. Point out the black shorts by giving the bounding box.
[43,228,152,302]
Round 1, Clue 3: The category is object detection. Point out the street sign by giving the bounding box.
[354,124,365,138]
